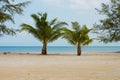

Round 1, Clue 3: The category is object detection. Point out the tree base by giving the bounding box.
[77,53,81,56]
[41,49,47,55]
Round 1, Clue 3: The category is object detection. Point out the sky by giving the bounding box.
[0,0,120,46]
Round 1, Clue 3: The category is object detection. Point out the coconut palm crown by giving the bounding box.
[21,12,67,55]
[62,22,93,56]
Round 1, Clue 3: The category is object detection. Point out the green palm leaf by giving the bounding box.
[49,18,57,26]
[21,24,43,41]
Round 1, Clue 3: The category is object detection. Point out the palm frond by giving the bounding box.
[21,23,43,41]
[48,31,62,42]
[49,18,57,26]
[62,28,77,45]
[72,22,81,32]
[38,13,42,16]
[42,13,47,22]
[38,12,47,23]
[31,14,43,31]
[52,22,68,30]
[81,25,92,34]
[82,39,93,46]
[31,14,40,23]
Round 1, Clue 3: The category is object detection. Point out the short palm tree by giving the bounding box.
[21,13,67,55]
[62,22,93,56]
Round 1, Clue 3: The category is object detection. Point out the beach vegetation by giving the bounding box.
[94,0,120,43]
[62,22,93,56]
[21,12,67,55]
[0,0,30,36]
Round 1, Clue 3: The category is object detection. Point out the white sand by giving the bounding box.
[0,53,120,80]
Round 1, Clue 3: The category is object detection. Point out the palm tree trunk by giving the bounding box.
[77,42,81,56]
[42,40,47,55]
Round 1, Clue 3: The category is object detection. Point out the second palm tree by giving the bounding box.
[62,22,93,56]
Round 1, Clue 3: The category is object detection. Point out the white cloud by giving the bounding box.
[69,0,88,9]
[43,0,62,7]
[43,0,60,4]
[42,0,109,10]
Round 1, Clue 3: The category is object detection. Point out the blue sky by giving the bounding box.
[0,0,119,46]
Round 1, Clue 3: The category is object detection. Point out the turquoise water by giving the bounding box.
[0,46,120,53]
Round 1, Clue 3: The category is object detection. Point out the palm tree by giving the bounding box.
[62,22,92,56]
[21,13,67,55]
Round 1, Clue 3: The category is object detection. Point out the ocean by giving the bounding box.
[0,46,120,53]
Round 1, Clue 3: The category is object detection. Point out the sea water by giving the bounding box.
[0,46,120,53]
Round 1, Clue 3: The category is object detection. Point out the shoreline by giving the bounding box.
[0,52,120,56]
[0,46,119,54]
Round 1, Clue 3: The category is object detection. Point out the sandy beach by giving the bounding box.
[0,53,120,80]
